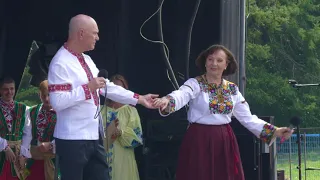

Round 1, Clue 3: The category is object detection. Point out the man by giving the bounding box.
[0,77,32,180]
[48,14,158,180]
[25,80,57,180]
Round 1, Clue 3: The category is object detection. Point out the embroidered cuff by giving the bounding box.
[48,83,72,92]
[133,93,140,99]
[260,123,277,145]
[159,96,176,117]
[82,84,91,100]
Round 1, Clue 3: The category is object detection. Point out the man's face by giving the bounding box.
[79,20,99,51]
[0,83,15,102]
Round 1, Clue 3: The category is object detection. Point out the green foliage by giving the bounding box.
[246,0,320,127]
[15,67,40,107]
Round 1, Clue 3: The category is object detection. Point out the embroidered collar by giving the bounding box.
[0,99,14,110]
[63,43,83,57]
[202,75,226,88]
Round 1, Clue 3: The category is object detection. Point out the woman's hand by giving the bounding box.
[153,97,170,111]
[275,127,294,140]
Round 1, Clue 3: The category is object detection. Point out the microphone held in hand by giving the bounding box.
[280,116,301,143]
[98,69,108,79]
[290,116,301,126]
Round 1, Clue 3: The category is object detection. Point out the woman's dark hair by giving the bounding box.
[110,74,128,89]
[195,44,238,76]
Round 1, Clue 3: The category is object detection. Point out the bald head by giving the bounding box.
[68,14,96,36]
[66,14,99,52]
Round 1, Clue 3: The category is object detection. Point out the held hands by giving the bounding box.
[274,127,294,140]
[153,97,170,111]
[138,94,159,109]
[88,77,106,91]
[37,142,53,153]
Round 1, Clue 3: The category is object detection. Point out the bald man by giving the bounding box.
[48,14,157,180]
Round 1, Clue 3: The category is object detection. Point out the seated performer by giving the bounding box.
[25,80,57,180]
[0,77,32,180]
[102,74,142,180]
[153,44,294,180]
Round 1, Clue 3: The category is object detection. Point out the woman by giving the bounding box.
[153,45,293,180]
[101,74,142,180]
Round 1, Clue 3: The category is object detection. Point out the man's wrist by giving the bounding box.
[137,94,143,105]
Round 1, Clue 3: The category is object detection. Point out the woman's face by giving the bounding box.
[205,49,228,77]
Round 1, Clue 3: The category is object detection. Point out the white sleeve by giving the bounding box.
[0,138,8,152]
[86,55,139,106]
[159,78,200,116]
[20,106,32,158]
[99,79,139,106]
[48,62,92,112]
[232,86,277,145]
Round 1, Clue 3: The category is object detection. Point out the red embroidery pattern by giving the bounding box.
[133,93,140,99]
[48,84,72,92]
[82,84,91,100]
[0,100,14,132]
[36,107,56,142]
[64,44,99,106]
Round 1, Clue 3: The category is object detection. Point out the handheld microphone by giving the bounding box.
[94,69,109,119]
[98,69,108,79]
[280,116,301,143]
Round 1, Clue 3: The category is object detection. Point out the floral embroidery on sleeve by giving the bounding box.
[124,127,143,148]
[166,95,176,113]
[160,95,176,116]
[260,123,277,144]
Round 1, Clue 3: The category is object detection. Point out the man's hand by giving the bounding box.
[4,147,16,163]
[37,142,52,153]
[88,77,106,91]
[18,156,27,170]
[138,94,159,109]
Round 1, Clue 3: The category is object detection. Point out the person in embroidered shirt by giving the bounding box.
[48,14,158,180]
[0,77,32,180]
[153,45,294,180]
[24,80,57,180]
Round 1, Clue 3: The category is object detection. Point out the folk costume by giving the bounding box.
[102,105,142,180]
[0,99,32,180]
[160,76,277,180]
[48,44,141,180]
[25,103,57,180]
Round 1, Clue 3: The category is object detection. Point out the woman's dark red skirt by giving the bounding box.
[176,123,245,180]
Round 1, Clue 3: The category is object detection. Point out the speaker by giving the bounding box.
[230,116,276,180]
[137,119,188,180]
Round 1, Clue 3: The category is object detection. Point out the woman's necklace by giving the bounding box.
[204,75,224,103]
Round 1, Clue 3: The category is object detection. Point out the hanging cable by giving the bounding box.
[185,0,201,80]
[140,0,179,90]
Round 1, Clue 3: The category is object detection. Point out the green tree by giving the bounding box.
[246,0,320,127]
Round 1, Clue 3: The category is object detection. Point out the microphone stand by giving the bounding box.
[296,125,302,180]
[288,80,309,180]
[288,79,320,88]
